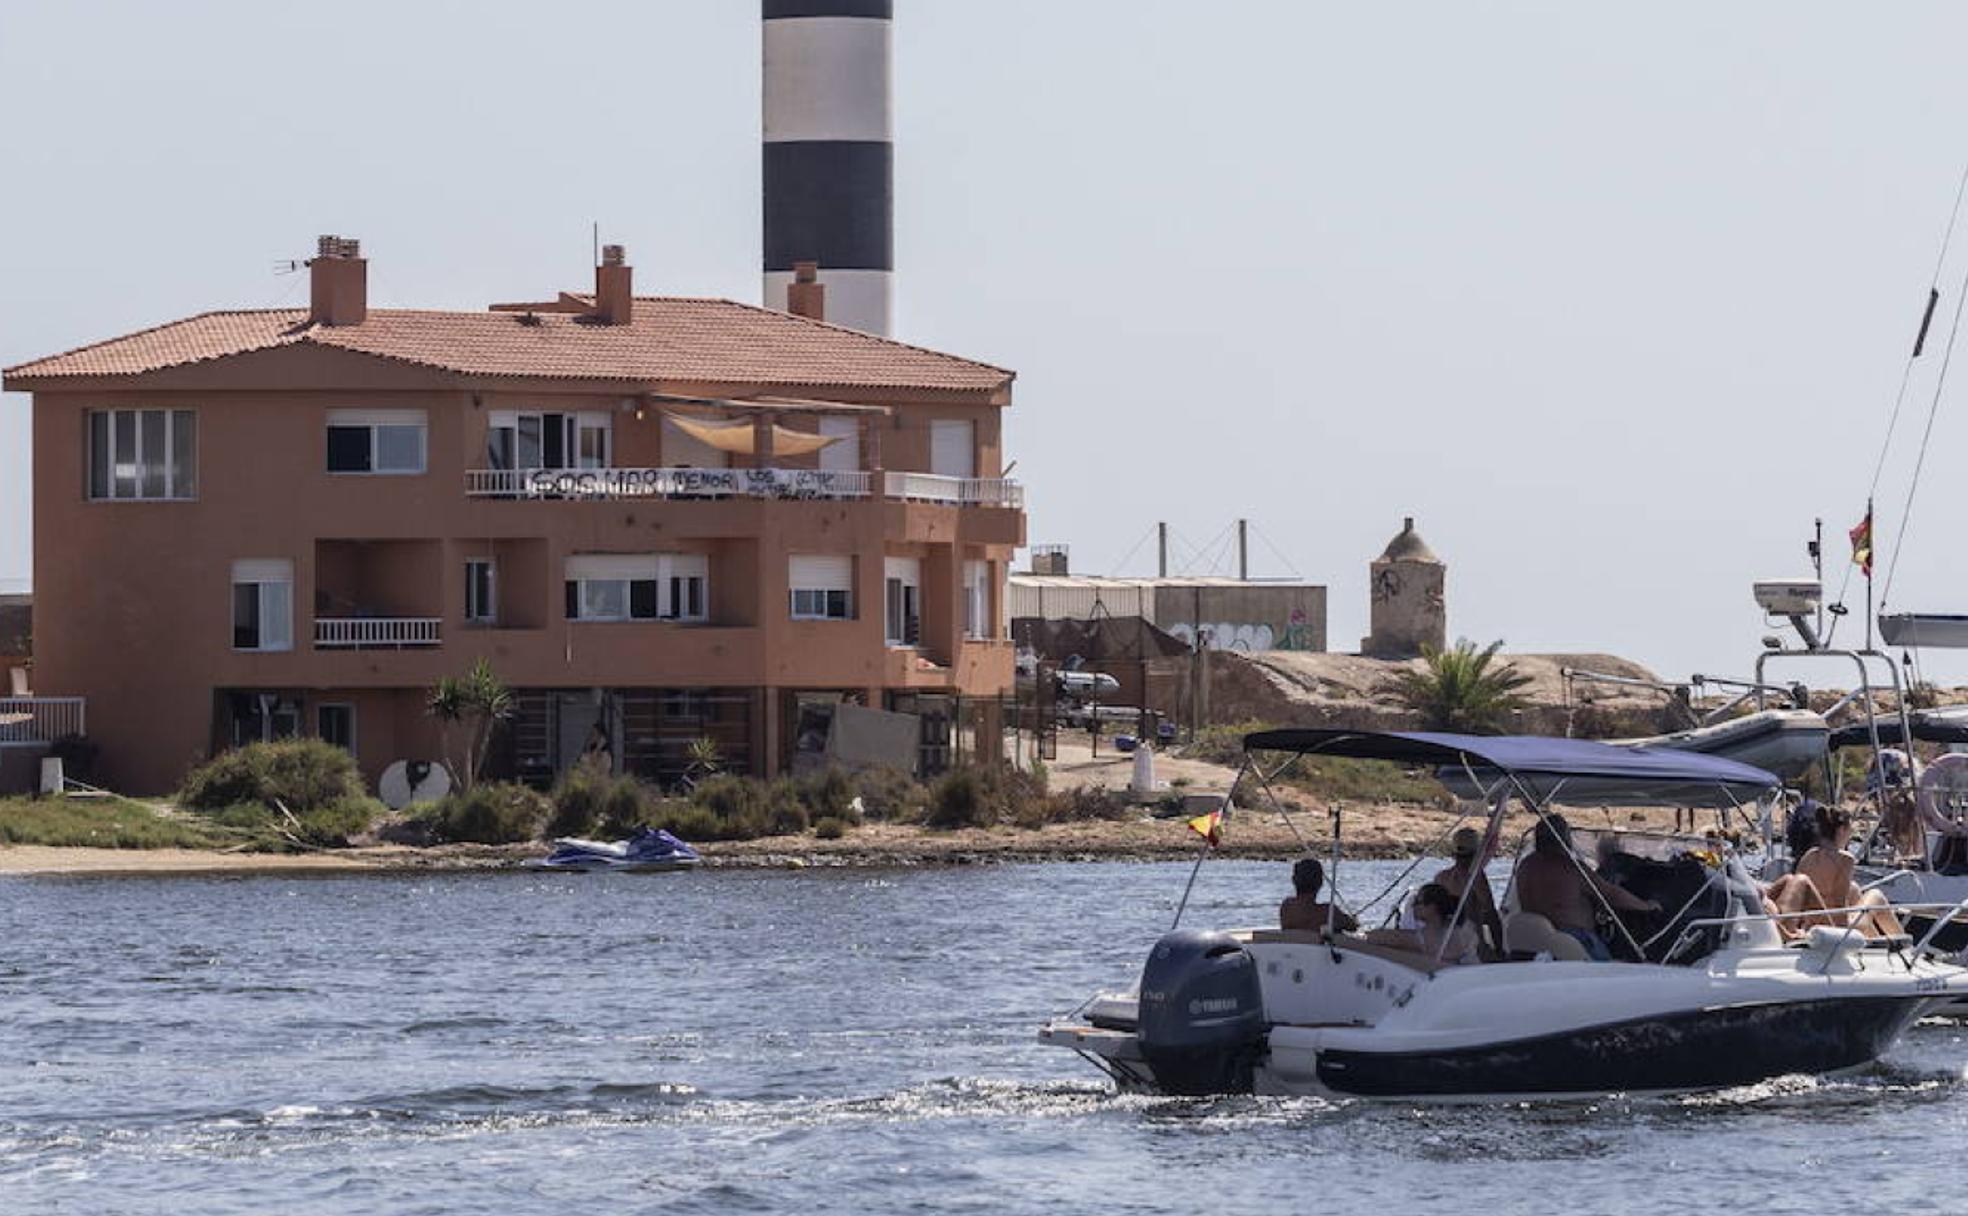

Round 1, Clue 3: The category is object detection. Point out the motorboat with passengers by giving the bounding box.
[1039,728,1968,1100]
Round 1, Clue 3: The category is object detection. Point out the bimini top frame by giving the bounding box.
[1228,729,1783,961]
[1242,728,1781,808]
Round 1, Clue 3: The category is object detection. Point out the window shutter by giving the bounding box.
[566,554,660,581]
[930,419,975,478]
[231,559,293,584]
[790,554,853,592]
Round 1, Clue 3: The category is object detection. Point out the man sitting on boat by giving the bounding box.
[1513,815,1661,961]
[1432,826,1505,960]
[1279,857,1357,935]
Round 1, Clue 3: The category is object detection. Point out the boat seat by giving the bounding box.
[1503,912,1588,962]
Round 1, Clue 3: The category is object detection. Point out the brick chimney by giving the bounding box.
[308,235,367,326]
[594,244,633,325]
[786,260,825,322]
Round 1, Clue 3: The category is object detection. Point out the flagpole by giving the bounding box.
[1324,802,1344,940]
[1866,496,1876,651]
[1170,834,1211,931]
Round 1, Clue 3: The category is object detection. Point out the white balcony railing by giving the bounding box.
[466,467,874,501]
[314,618,442,649]
[465,467,1023,508]
[0,697,85,746]
[882,472,1026,509]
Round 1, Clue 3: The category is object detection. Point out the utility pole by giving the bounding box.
[1237,518,1248,581]
[1157,521,1168,578]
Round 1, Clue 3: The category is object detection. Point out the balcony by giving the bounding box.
[0,697,85,745]
[466,467,873,501]
[314,617,442,649]
[463,466,1024,508]
[883,472,1025,509]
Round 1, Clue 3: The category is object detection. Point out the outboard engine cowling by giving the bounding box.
[1137,929,1265,1095]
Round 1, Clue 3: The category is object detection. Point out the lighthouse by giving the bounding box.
[761,1,894,334]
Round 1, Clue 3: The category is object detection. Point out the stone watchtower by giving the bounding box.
[1361,517,1445,658]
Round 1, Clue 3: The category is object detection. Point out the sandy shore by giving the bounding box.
[0,803,1702,876]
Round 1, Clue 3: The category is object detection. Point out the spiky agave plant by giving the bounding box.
[1383,639,1532,734]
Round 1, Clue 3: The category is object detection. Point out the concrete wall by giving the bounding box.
[1153,585,1326,653]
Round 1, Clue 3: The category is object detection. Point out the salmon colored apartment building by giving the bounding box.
[3,238,1024,795]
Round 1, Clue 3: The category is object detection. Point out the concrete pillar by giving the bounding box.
[753,414,776,470]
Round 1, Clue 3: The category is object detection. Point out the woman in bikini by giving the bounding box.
[1767,805,1904,939]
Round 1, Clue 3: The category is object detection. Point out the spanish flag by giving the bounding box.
[1850,508,1874,579]
[1186,808,1223,848]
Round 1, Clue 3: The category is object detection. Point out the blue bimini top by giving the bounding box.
[1242,728,1780,808]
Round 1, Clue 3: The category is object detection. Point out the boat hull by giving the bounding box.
[1043,928,1962,1101]
[1302,995,1927,1099]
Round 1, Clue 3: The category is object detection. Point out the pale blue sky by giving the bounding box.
[7,1,1968,683]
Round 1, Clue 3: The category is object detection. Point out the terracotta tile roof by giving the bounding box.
[3,298,1013,392]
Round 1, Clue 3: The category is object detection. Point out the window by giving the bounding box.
[963,560,991,639]
[884,556,921,646]
[326,409,427,474]
[88,408,196,500]
[231,559,294,652]
[817,416,860,474]
[789,555,854,620]
[229,692,300,747]
[664,554,709,622]
[565,554,707,622]
[317,703,356,752]
[465,559,497,624]
[488,411,610,471]
[930,418,975,479]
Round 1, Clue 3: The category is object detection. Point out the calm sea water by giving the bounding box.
[2,858,1965,1215]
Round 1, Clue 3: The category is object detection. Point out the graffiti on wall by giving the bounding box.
[1164,606,1319,653]
[1166,621,1274,652]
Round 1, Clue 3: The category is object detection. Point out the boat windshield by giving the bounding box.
[1501,827,1770,962]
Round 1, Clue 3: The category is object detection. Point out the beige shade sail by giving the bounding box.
[663,413,842,457]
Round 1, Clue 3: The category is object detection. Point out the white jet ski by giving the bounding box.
[527,827,701,873]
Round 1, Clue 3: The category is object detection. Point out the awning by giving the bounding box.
[664,413,841,458]
[1243,728,1780,806]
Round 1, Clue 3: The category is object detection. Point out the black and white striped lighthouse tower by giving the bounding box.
[762,0,893,335]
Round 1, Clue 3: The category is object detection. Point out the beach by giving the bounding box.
[0,802,1702,876]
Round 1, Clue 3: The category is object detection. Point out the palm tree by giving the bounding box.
[1383,639,1532,734]
[427,658,514,789]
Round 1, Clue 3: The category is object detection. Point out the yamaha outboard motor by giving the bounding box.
[1137,930,1265,1095]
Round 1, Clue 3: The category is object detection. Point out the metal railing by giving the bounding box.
[466,467,874,501]
[0,697,85,745]
[882,472,1026,508]
[466,467,1022,508]
[314,618,442,649]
